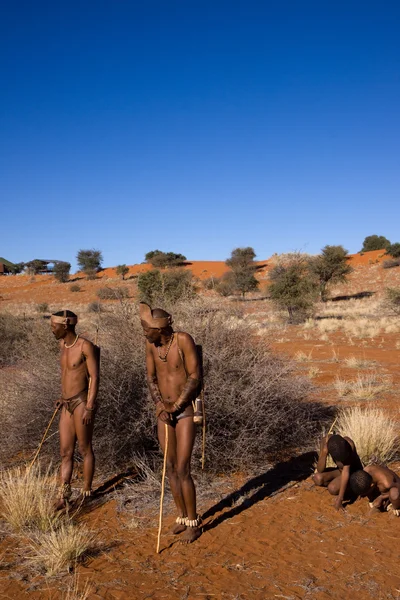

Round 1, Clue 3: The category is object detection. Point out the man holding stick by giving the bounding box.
[50,310,99,509]
[140,302,202,543]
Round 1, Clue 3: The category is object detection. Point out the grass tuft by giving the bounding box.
[336,407,399,465]
[0,465,60,532]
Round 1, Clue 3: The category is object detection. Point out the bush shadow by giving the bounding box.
[202,450,317,532]
[330,291,375,302]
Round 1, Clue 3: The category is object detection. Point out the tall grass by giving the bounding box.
[0,465,60,532]
[336,407,399,465]
[28,523,95,576]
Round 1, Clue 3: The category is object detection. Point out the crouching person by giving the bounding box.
[312,434,363,510]
[349,465,400,516]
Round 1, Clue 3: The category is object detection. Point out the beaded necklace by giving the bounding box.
[157,333,174,362]
[64,334,79,349]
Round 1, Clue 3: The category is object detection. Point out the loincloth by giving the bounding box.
[62,389,88,415]
[170,404,194,425]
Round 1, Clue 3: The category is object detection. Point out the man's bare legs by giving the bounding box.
[57,403,95,508]
[73,403,95,493]
[157,416,200,541]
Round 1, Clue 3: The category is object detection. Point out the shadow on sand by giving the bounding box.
[202,451,317,533]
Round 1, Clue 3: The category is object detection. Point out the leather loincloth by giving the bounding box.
[62,388,88,415]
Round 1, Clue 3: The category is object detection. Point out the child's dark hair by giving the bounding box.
[349,470,372,497]
[327,435,353,465]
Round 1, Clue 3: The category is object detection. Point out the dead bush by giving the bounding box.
[96,286,129,300]
[0,312,29,366]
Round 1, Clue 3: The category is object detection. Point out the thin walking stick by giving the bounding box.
[157,423,169,554]
[201,389,206,470]
[28,406,60,471]
[328,416,338,436]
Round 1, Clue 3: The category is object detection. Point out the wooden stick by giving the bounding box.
[157,423,169,554]
[28,406,60,471]
[328,416,338,436]
[201,389,206,470]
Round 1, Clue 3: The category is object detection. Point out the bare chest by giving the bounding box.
[60,344,86,372]
[152,344,186,378]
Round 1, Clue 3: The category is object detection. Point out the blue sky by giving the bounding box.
[1,1,399,270]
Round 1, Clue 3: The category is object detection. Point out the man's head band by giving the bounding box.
[51,314,78,325]
[139,302,172,329]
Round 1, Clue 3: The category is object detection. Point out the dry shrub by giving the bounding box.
[344,356,374,369]
[334,373,391,400]
[0,464,60,532]
[0,299,329,474]
[28,522,95,576]
[0,312,29,366]
[96,286,129,300]
[336,407,399,464]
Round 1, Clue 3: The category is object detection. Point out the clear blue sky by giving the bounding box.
[1,1,399,270]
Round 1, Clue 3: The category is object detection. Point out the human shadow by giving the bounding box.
[202,451,317,532]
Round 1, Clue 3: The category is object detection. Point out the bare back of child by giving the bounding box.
[349,464,400,516]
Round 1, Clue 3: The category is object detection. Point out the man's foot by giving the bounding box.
[180,515,202,544]
[171,515,187,535]
[54,483,72,511]
[181,525,202,544]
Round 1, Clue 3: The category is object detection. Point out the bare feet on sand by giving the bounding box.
[180,525,202,544]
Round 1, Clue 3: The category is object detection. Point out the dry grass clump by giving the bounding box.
[336,407,399,465]
[28,522,95,576]
[294,350,313,362]
[344,355,374,369]
[62,575,93,600]
[0,465,60,532]
[334,373,391,400]
[0,312,29,366]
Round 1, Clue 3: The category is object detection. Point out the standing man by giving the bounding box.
[50,310,99,509]
[140,302,202,543]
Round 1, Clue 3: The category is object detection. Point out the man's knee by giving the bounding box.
[177,462,191,480]
[389,487,400,504]
[312,472,324,487]
[166,461,177,477]
[78,443,93,458]
[60,447,74,461]
[327,481,339,496]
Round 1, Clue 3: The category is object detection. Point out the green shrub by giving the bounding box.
[138,269,194,304]
[116,264,129,280]
[145,250,187,268]
[361,235,391,252]
[53,261,71,283]
[69,284,81,292]
[308,245,353,301]
[225,247,259,298]
[269,254,319,322]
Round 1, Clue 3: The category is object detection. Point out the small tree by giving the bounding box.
[386,243,400,258]
[116,264,129,280]
[145,250,187,268]
[215,272,236,297]
[76,249,103,280]
[25,259,47,275]
[225,247,259,298]
[309,245,353,302]
[53,261,71,283]
[361,235,391,252]
[269,255,319,322]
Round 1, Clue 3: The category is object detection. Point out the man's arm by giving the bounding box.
[316,435,329,473]
[334,464,350,510]
[172,333,201,413]
[83,340,99,410]
[145,342,163,404]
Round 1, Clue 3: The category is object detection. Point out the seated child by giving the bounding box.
[312,434,363,510]
[349,464,400,516]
